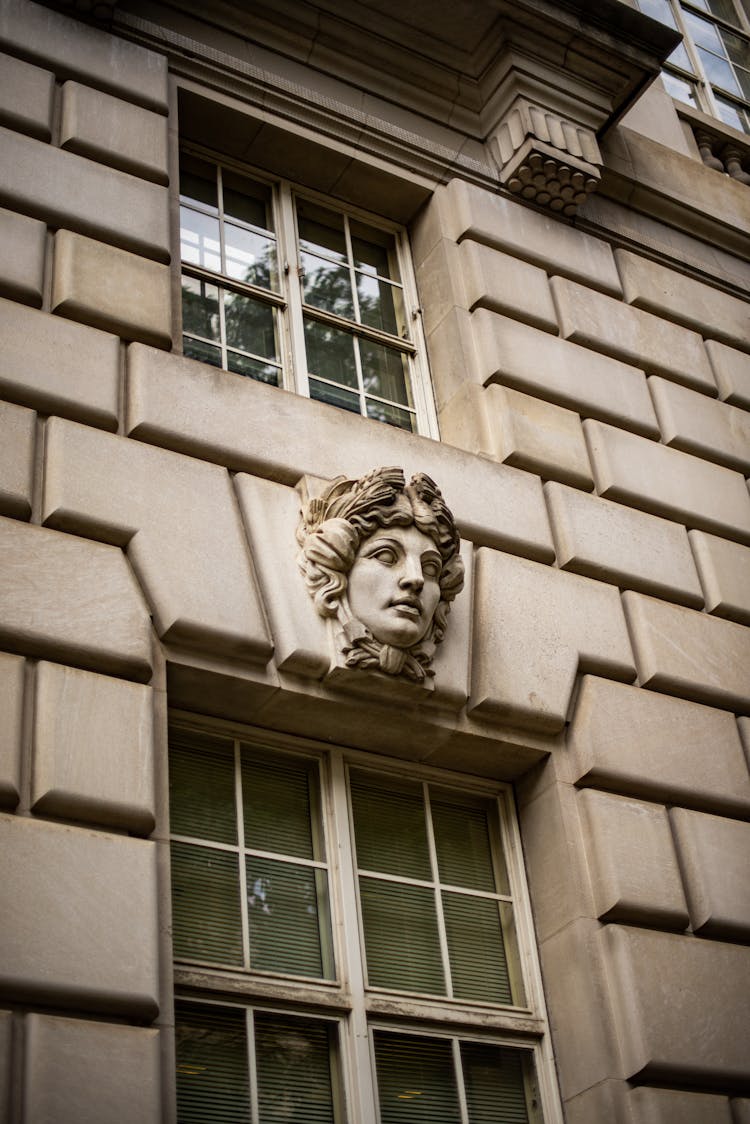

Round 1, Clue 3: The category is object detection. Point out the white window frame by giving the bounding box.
[178,144,440,438]
[168,713,563,1124]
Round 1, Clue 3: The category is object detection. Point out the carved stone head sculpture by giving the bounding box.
[297,467,464,683]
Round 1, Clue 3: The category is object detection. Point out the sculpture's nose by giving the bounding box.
[399,555,424,593]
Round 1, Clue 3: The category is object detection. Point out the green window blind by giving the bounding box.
[246,858,330,978]
[242,751,322,859]
[460,1042,531,1124]
[374,1032,461,1124]
[443,893,511,1004]
[171,843,243,966]
[350,771,431,879]
[359,878,445,993]
[176,1003,250,1124]
[170,730,237,844]
[431,796,508,894]
[255,1012,336,1124]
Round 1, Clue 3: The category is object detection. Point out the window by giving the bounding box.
[178,151,436,435]
[169,720,559,1123]
[637,0,750,133]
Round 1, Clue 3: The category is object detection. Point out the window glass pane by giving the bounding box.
[461,1042,532,1124]
[171,843,243,965]
[227,351,281,386]
[246,857,333,978]
[304,319,358,388]
[699,45,745,91]
[715,90,750,128]
[176,1004,250,1124]
[661,70,703,105]
[431,794,502,893]
[180,206,221,271]
[179,154,218,211]
[687,0,743,23]
[169,730,236,843]
[443,893,512,1004]
[255,1013,336,1124]
[309,378,361,414]
[374,1032,461,1124]
[301,253,355,319]
[223,170,272,230]
[360,878,445,993]
[637,0,694,69]
[723,27,750,68]
[356,273,403,335]
[242,752,321,860]
[225,224,278,290]
[181,275,220,342]
[225,292,278,360]
[684,8,728,51]
[359,339,411,406]
[350,770,431,879]
[183,336,222,367]
[365,399,416,431]
[297,199,347,261]
[350,219,400,280]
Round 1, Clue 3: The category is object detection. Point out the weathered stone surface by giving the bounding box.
[568,676,750,817]
[24,1014,161,1124]
[0,814,159,1016]
[628,1088,733,1124]
[0,127,169,261]
[126,343,555,562]
[0,298,119,429]
[0,651,24,807]
[552,276,715,393]
[0,206,46,307]
[0,399,36,520]
[459,239,557,331]
[616,249,750,352]
[426,305,481,409]
[470,550,635,732]
[690,530,750,626]
[733,1098,750,1123]
[0,51,54,139]
[0,0,168,112]
[650,376,750,474]
[585,419,750,545]
[706,340,750,411]
[602,925,750,1083]
[32,662,155,835]
[43,418,272,664]
[414,237,465,337]
[623,590,750,714]
[473,311,658,437]
[52,230,171,348]
[579,789,688,929]
[671,808,750,940]
[546,481,703,607]
[563,1079,629,1124]
[0,1008,10,1121]
[445,179,622,295]
[0,517,151,681]
[60,82,169,185]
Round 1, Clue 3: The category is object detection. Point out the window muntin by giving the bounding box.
[637,0,750,133]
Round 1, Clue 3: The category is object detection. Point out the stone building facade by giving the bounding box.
[0,0,749,1121]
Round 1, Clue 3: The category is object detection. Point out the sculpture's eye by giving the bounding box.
[422,557,442,580]
[370,545,398,566]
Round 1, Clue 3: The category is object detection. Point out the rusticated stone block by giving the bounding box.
[0,298,119,430]
[0,517,151,681]
[706,340,750,411]
[585,419,750,545]
[473,311,658,437]
[414,237,465,337]
[470,550,635,732]
[0,206,46,308]
[0,127,169,262]
[623,590,750,713]
[0,52,54,140]
[0,0,168,112]
[32,662,155,835]
[0,651,24,807]
[733,1099,750,1123]
[52,230,171,348]
[126,343,555,562]
[43,418,272,664]
[690,530,750,626]
[25,1015,161,1124]
[0,399,36,520]
[671,808,750,940]
[650,376,750,474]
[459,239,557,332]
[579,789,687,929]
[426,305,481,408]
[444,179,622,295]
[568,676,750,816]
[616,249,750,352]
[546,482,703,607]
[0,814,159,1016]
[552,277,715,393]
[628,1088,733,1124]
[0,1008,10,1122]
[602,925,750,1084]
[60,82,169,185]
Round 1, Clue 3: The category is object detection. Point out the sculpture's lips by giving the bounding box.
[390,596,422,618]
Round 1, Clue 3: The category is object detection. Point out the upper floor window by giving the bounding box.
[178,151,437,436]
[637,0,750,133]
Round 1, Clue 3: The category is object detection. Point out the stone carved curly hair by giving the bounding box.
[297,467,464,682]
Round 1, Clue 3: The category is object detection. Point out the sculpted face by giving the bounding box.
[347,523,442,648]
